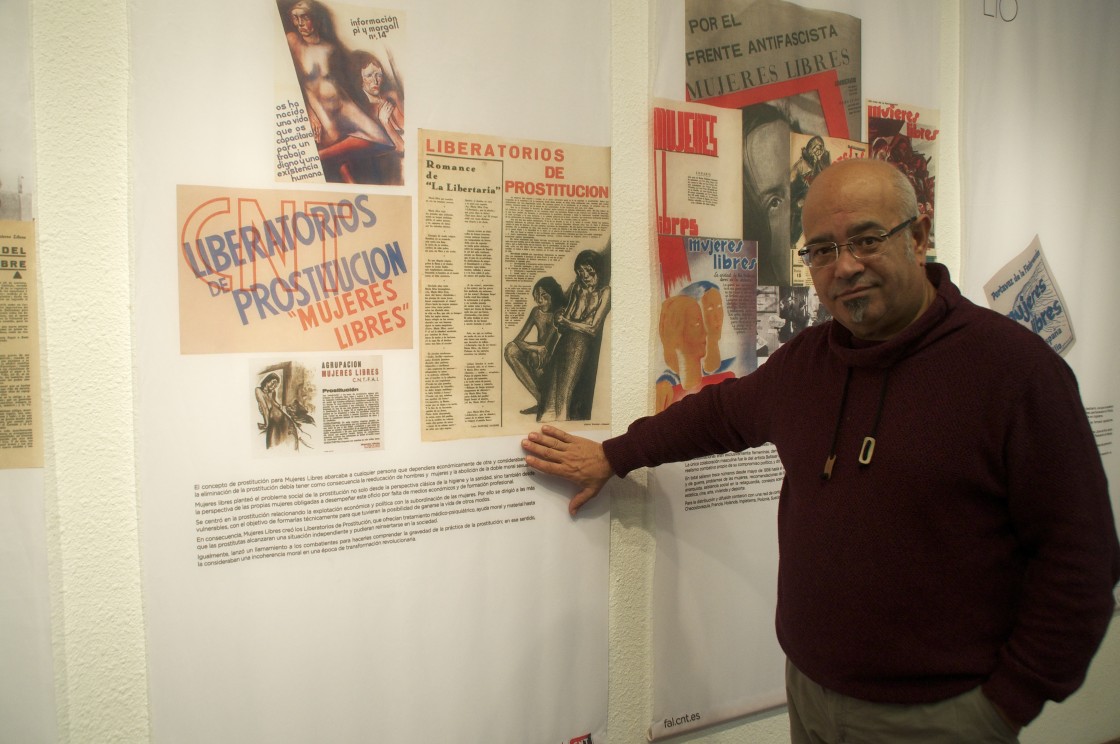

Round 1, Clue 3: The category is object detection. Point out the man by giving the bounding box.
[522,159,1119,742]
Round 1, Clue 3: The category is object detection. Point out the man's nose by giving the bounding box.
[831,245,864,277]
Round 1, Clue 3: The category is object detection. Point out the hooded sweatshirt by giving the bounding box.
[603,263,1119,725]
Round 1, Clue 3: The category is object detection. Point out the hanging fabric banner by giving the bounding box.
[648,1,941,737]
[132,1,611,741]
[959,1,1119,531]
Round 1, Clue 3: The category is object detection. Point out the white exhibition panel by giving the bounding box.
[959,2,1119,522]
[131,1,610,742]
[648,1,942,737]
[0,0,55,741]
[0,470,56,744]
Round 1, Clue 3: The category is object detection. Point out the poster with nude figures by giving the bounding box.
[274,0,405,186]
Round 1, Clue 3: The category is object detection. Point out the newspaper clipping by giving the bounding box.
[252,354,384,455]
[984,235,1074,356]
[177,185,412,354]
[419,130,611,441]
[0,220,40,469]
[867,100,938,251]
[274,0,406,186]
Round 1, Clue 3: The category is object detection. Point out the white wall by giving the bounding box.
[29,0,1118,741]
[33,0,148,741]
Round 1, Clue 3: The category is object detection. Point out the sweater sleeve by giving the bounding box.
[981,351,1120,725]
[602,357,779,478]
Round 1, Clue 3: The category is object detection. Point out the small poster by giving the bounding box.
[274,1,406,185]
[177,185,413,354]
[983,235,1074,355]
[0,220,41,469]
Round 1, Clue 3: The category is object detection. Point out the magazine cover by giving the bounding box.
[983,236,1074,355]
[652,99,755,409]
[274,1,406,185]
[867,100,938,250]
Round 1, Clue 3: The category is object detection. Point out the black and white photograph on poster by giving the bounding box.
[683,0,861,289]
[252,355,384,455]
[275,0,405,185]
[684,0,862,135]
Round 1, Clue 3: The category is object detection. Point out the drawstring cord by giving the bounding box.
[821,369,851,480]
[821,368,891,481]
[860,371,891,468]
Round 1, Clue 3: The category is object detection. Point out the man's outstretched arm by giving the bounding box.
[522,425,615,516]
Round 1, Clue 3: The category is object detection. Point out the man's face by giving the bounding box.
[361,63,384,98]
[290,3,315,38]
[744,119,791,276]
[802,162,931,341]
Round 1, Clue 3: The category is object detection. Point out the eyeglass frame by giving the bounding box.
[796,216,917,269]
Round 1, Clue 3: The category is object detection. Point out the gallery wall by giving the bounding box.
[15,0,1120,742]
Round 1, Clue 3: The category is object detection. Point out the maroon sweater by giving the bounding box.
[604,264,1119,724]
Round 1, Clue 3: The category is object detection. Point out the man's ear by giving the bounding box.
[910,214,933,263]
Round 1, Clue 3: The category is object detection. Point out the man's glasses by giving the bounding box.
[796,217,916,269]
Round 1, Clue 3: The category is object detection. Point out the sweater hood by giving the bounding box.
[818,263,964,480]
[827,263,963,369]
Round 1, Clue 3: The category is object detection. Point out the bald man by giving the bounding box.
[523,160,1118,742]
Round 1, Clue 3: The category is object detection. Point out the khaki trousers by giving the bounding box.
[786,660,1020,744]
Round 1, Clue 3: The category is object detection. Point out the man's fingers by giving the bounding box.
[523,453,559,475]
[568,487,601,517]
[539,424,574,444]
[525,428,577,456]
[525,431,562,452]
[522,437,561,464]
[522,426,611,517]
